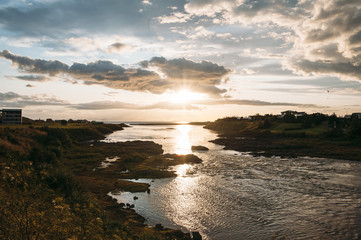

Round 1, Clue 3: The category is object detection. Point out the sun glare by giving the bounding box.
[174,124,192,155]
[166,89,205,104]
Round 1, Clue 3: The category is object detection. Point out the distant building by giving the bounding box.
[0,109,22,124]
[281,110,306,118]
[351,113,361,119]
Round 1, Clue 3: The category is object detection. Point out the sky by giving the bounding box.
[1,0,361,122]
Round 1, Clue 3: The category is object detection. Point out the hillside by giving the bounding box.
[205,114,361,161]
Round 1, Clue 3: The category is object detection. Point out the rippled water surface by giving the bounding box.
[105,124,361,239]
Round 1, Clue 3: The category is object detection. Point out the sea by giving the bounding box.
[102,123,361,240]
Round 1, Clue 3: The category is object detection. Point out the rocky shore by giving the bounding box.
[0,122,203,239]
[66,135,204,239]
[211,135,361,161]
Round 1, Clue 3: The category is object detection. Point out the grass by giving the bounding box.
[270,123,329,136]
[0,122,195,239]
[270,123,302,132]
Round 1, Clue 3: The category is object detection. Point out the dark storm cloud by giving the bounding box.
[1,50,230,97]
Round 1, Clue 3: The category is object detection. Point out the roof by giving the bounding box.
[1,109,22,112]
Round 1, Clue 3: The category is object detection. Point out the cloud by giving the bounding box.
[285,58,361,81]
[157,11,192,24]
[1,50,231,97]
[15,75,49,82]
[245,63,293,76]
[184,0,361,82]
[0,0,160,37]
[268,77,361,89]
[71,98,322,111]
[285,0,361,81]
[141,56,230,97]
[0,91,67,108]
[184,0,309,26]
[107,42,135,53]
[0,92,21,101]
[71,101,199,110]
[0,50,68,75]
[0,89,321,111]
[195,99,321,108]
[142,0,152,5]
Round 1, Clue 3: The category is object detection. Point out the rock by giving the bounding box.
[133,196,138,200]
[129,204,135,208]
[191,145,209,151]
[147,188,151,194]
[192,231,202,240]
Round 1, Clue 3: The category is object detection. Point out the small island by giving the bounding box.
[191,145,209,151]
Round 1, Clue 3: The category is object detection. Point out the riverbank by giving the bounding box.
[210,135,361,161]
[0,122,201,239]
[205,117,361,161]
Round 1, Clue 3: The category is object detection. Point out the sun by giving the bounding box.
[166,89,205,104]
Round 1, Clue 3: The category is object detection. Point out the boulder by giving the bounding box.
[191,145,209,151]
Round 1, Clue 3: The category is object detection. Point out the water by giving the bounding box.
[104,124,361,239]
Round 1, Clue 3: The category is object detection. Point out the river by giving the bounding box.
[103,124,361,240]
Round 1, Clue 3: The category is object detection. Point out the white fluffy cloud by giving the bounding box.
[287,0,361,81]
[184,0,361,82]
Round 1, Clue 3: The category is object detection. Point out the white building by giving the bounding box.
[0,109,22,124]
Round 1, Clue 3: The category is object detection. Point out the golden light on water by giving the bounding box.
[174,124,192,155]
[175,163,192,177]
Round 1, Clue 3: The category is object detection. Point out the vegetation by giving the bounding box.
[0,121,196,239]
[205,113,361,160]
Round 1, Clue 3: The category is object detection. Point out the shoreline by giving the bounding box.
[209,134,361,161]
[67,132,203,239]
[203,117,361,161]
[0,123,201,239]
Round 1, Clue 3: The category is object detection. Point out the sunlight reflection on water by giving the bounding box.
[106,125,361,240]
[174,125,192,155]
